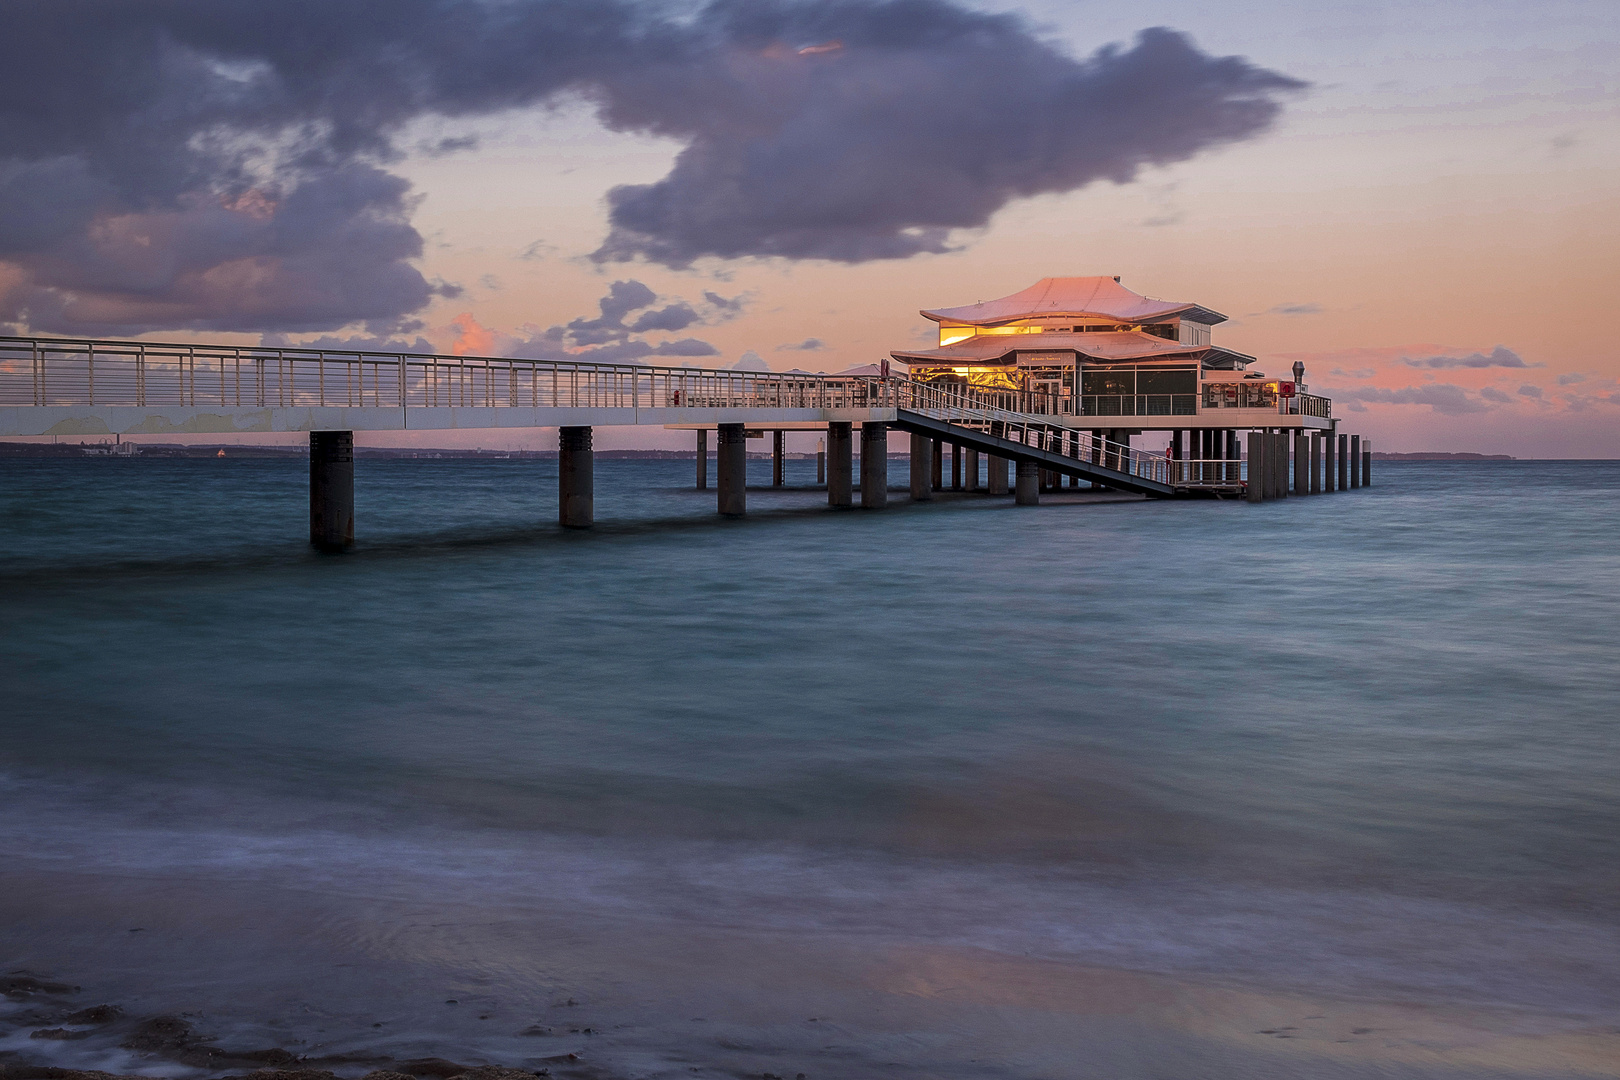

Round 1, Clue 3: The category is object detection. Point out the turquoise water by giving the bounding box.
[2,457,1617,1075]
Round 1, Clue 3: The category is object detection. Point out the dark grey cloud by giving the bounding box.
[1331,384,1493,415]
[703,291,748,317]
[1479,386,1512,403]
[508,278,718,363]
[0,0,1302,333]
[1557,372,1586,386]
[1402,346,1537,369]
[1262,302,1322,316]
[628,303,701,333]
[777,338,827,351]
[593,10,1304,266]
[1517,384,1543,399]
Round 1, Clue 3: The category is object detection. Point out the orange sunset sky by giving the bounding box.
[8,0,1618,456]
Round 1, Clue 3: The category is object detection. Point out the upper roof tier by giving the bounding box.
[921,277,1226,327]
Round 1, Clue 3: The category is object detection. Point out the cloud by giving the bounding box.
[1262,302,1322,316]
[259,332,437,354]
[733,350,770,371]
[1479,386,1512,403]
[0,1,1301,333]
[1329,367,1376,379]
[1557,372,1586,386]
[505,279,720,363]
[1517,384,1543,399]
[702,291,749,319]
[776,338,827,351]
[1402,346,1537,369]
[593,15,1304,266]
[1330,383,1494,415]
[628,302,701,333]
[517,239,559,262]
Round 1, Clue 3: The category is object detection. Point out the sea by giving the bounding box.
[2,456,1617,1079]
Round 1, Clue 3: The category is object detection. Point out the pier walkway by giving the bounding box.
[0,335,1369,548]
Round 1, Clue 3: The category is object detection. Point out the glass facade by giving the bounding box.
[1079,367,1197,416]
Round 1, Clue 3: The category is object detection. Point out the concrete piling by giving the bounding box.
[717,422,747,517]
[1362,441,1372,487]
[965,447,980,491]
[827,422,853,507]
[558,425,594,529]
[309,430,354,551]
[695,429,708,489]
[1311,432,1321,494]
[1338,433,1349,491]
[860,423,888,508]
[932,439,944,491]
[1015,460,1039,505]
[1294,430,1307,495]
[772,430,785,487]
[951,442,962,490]
[817,438,826,486]
[909,432,933,502]
[1246,431,1263,503]
[987,422,1008,495]
[1349,434,1361,489]
[1324,429,1336,492]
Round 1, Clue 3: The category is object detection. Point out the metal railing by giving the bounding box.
[0,335,920,412]
[899,380,1177,489]
[1201,383,1331,418]
[1079,394,1199,416]
[0,334,1287,491]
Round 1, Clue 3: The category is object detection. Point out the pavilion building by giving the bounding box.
[889,276,1330,457]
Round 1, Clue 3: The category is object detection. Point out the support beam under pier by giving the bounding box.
[310,430,354,552]
[910,432,933,502]
[695,429,707,490]
[773,430,785,487]
[1015,460,1039,506]
[861,422,888,508]
[717,422,747,517]
[987,422,1008,495]
[964,447,980,491]
[827,423,853,507]
[1294,430,1307,496]
[1350,435,1361,489]
[559,425,594,528]
[1246,431,1263,503]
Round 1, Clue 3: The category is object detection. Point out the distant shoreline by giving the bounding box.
[0,443,1532,461]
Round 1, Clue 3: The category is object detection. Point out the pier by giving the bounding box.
[1,323,1369,549]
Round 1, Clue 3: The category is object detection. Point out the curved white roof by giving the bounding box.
[921,277,1224,327]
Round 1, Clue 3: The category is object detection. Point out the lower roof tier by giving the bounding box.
[893,331,1255,370]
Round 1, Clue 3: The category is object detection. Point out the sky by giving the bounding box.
[3,0,1616,455]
